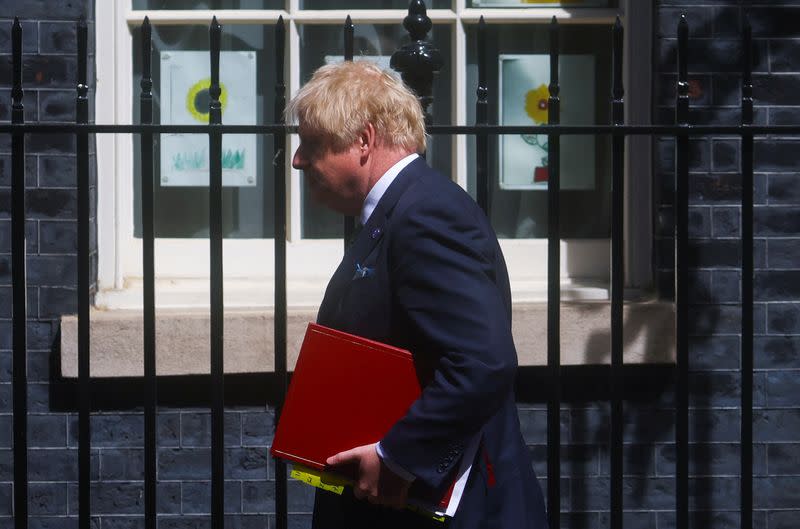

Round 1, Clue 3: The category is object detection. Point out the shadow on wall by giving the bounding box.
[563,286,720,523]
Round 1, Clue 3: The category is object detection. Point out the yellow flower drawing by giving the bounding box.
[186,78,228,123]
[524,84,550,125]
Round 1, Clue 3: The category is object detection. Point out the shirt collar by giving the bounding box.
[360,153,418,226]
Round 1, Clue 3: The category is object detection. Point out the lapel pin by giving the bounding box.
[370,227,382,239]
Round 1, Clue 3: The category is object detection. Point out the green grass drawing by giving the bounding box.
[172,150,206,170]
[222,148,245,170]
[171,148,245,171]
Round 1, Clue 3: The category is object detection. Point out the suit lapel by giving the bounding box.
[317,157,425,325]
[346,156,424,267]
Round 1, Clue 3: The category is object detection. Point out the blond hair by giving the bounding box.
[285,61,426,153]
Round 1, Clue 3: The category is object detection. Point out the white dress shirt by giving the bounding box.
[360,153,419,226]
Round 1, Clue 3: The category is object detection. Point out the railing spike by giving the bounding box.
[11,17,22,124]
[675,12,690,529]
[10,14,28,529]
[546,13,561,529]
[475,15,489,214]
[740,17,754,529]
[610,14,626,529]
[273,12,289,529]
[76,14,91,529]
[343,14,355,247]
[344,14,354,62]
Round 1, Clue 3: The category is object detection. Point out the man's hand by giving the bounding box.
[326,443,412,509]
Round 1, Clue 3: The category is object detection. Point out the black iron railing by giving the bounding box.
[545,17,563,529]
[6,5,763,529]
[675,16,691,529]
[139,16,157,529]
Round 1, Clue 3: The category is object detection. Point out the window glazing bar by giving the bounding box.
[459,8,619,24]
[125,9,457,25]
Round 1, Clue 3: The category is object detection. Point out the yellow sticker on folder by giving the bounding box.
[288,464,446,523]
[290,464,348,495]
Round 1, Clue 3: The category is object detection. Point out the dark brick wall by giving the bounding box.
[3,1,799,529]
[653,1,800,528]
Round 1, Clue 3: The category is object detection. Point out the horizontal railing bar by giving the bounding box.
[432,124,800,134]
[1,123,799,135]
[0,124,287,133]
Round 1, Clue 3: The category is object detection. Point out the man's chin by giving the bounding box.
[309,188,359,216]
[311,192,343,215]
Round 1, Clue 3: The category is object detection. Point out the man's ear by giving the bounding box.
[359,123,377,160]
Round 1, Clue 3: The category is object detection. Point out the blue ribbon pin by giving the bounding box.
[353,262,374,279]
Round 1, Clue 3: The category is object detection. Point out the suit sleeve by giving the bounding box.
[379,195,517,491]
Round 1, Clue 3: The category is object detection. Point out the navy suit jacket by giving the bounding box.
[313,158,547,529]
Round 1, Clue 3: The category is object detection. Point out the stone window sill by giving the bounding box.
[59,300,675,378]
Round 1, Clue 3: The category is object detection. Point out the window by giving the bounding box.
[94,0,650,310]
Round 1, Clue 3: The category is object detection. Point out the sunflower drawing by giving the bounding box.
[520,83,551,183]
[186,78,229,124]
[524,84,550,125]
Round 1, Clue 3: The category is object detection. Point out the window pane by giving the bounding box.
[300,0,450,8]
[133,0,282,9]
[466,24,612,239]
[131,24,276,239]
[469,0,616,7]
[298,23,452,239]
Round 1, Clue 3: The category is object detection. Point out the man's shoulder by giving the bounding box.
[399,162,478,216]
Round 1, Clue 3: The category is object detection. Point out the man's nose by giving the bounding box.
[292,148,306,170]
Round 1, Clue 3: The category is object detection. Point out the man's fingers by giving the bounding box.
[326,447,357,466]
[326,443,374,467]
[352,484,366,500]
[354,481,376,502]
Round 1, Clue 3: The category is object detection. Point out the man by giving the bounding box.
[287,61,547,529]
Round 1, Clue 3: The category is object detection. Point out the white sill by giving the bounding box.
[64,279,674,378]
[94,277,612,311]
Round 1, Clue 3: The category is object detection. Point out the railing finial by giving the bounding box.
[209,16,222,125]
[390,0,443,124]
[612,16,624,124]
[344,15,354,62]
[76,16,88,123]
[275,15,286,125]
[676,13,689,126]
[11,17,23,125]
[742,22,753,126]
[548,16,560,112]
[140,17,153,104]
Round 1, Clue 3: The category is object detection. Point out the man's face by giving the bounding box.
[292,126,365,216]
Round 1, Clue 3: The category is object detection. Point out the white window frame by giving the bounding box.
[95,0,650,309]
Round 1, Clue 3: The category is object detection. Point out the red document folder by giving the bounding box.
[271,323,475,519]
[271,323,423,471]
